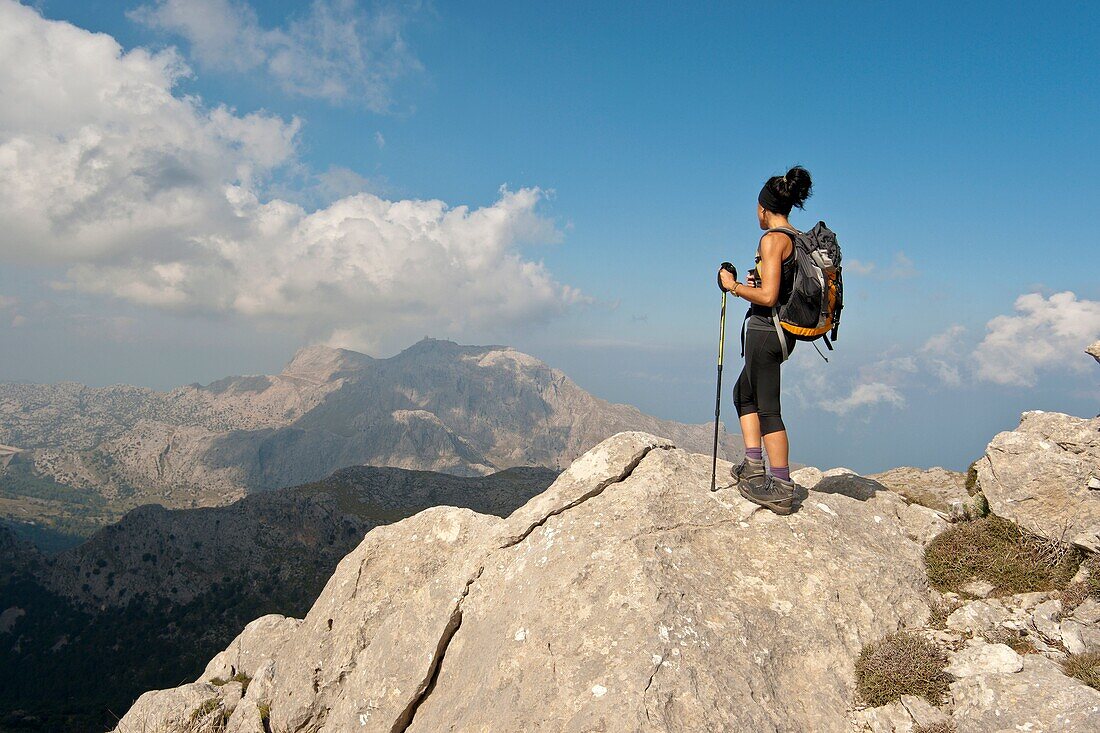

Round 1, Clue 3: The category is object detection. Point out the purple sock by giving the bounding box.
[746,447,763,461]
[770,465,790,481]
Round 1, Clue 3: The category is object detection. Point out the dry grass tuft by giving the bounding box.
[854,632,952,707]
[1062,652,1100,691]
[914,723,957,733]
[924,516,1085,596]
[980,626,1036,655]
[927,596,955,630]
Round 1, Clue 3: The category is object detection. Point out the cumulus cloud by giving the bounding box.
[819,381,906,415]
[0,2,583,351]
[972,291,1100,386]
[0,0,300,262]
[131,0,421,108]
[788,353,912,417]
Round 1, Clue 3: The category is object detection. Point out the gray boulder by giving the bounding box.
[1088,340,1100,366]
[976,411,1100,550]
[951,653,1100,732]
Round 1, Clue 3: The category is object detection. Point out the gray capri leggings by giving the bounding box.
[733,328,796,436]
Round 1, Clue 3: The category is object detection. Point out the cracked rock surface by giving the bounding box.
[113,431,938,732]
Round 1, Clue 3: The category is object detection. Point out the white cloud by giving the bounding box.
[0,0,300,263]
[972,291,1100,386]
[921,324,966,386]
[0,2,584,352]
[131,0,421,108]
[819,381,906,415]
[844,259,876,276]
[375,131,386,149]
[844,251,917,280]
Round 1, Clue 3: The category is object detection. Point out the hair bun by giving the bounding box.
[780,165,813,209]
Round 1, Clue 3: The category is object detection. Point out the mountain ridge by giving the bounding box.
[0,462,559,732]
[0,338,742,540]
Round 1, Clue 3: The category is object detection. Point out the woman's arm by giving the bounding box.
[716,232,788,306]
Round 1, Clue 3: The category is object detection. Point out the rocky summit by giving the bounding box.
[114,432,949,733]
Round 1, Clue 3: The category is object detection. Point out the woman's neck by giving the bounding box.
[763,213,793,230]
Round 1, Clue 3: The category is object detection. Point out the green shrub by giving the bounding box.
[964,461,980,496]
[924,516,1085,596]
[854,632,952,706]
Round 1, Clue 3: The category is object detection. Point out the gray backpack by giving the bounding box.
[769,222,844,361]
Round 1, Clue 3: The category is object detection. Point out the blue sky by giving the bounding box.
[0,0,1097,472]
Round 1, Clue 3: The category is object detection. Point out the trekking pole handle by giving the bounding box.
[718,262,737,290]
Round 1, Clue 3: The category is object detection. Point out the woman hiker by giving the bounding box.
[715,165,813,515]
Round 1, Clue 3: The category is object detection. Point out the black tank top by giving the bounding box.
[747,229,797,330]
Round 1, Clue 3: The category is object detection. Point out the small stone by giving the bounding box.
[899,694,952,730]
[960,579,996,598]
[946,640,1024,677]
[946,599,1011,633]
[1071,598,1100,625]
[1029,598,1064,644]
[790,466,823,489]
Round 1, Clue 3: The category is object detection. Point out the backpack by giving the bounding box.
[767,222,844,361]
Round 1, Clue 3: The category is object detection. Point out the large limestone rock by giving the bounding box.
[200,614,301,682]
[976,411,1100,550]
[114,682,227,733]
[951,653,1100,732]
[116,432,937,733]
[1088,340,1100,366]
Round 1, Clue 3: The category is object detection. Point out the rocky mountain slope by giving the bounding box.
[0,339,741,539]
[113,399,1100,733]
[0,464,556,732]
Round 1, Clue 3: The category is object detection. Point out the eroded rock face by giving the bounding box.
[200,614,302,682]
[976,411,1100,550]
[867,466,969,514]
[115,432,938,733]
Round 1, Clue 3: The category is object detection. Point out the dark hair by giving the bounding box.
[760,165,813,214]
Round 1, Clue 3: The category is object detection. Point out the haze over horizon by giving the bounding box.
[0,0,1097,474]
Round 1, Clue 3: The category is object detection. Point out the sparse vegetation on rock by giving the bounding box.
[1062,651,1100,690]
[924,515,1085,597]
[854,632,953,707]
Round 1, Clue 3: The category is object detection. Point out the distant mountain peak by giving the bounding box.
[282,344,372,381]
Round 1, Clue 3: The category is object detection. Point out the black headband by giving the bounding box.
[758,183,788,214]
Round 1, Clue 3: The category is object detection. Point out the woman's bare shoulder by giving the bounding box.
[758,230,791,255]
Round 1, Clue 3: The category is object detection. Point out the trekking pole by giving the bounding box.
[711,263,736,491]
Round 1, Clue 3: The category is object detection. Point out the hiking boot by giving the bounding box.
[717,456,765,492]
[739,474,795,515]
